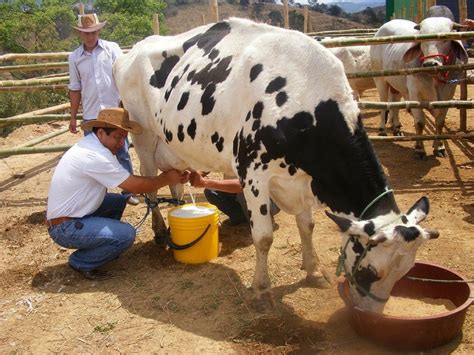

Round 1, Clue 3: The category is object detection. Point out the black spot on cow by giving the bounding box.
[401,215,408,224]
[187,119,197,140]
[177,92,189,111]
[252,120,260,131]
[354,264,380,297]
[183,21,231,56]
[187,70,196,81]
[248,179,253,185]
[216,137,224,152]
[280,162,286,168]
[201,83,216,115]
[154,112,157,117]
[265,76,286,94]
[250,64,263,82]
[254,162,261,170]
[395,225,420,242]
[251,186,259,197]
[233,134,238,156]
[288,165,296,175]
[276,91,288,107]
[149,53,180,89]
[252,102,264,119]
[211,132,224,152]
[260,204,268,215]
[164,128,173,143]
[245,111,251,122]
[177,124,185,142]
[164,75,181,102]
[262,164,268,170]
[363,221,376,236]
[209,48,219,61]
[190,56,232,115]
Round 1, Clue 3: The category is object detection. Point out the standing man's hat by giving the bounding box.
[81,108,143,135]
[73,13,107,33]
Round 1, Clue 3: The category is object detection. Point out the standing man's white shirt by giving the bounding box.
[47,133,130,220]
[68,39,123,120]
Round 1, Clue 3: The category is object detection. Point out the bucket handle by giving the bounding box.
[166,224,211,250]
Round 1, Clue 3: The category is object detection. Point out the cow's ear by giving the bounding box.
[403,44,421,62]
[414,24,420,30]
[406,196,429,224]
[451,40,469,63]
[326,211,366,235]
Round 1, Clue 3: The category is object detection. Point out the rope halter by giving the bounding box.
[336,188,395,303]
[419,53,451,83]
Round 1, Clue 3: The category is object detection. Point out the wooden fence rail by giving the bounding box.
[0,62,68,73]
[0,114,82,127]
[358,100,474,110]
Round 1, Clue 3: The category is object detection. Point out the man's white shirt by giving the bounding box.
[47,133,130,220]
[68,39,123,120]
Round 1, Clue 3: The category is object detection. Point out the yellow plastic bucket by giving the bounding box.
[168,202,219,264]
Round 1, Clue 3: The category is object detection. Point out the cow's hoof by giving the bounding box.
[393,130,404,137]
[378,130,387,137]
[306,273,331,289]
[414,151,427,160]
[434,149,446,158]
[154,229,170,246]
[252,292,275,313]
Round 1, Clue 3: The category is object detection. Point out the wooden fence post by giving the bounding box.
[152,14,160,35]
[459,0,468,131]
[304,6,309,34]
[283,0,289,29]
[209,0,218,23]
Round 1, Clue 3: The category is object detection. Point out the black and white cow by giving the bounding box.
[370,17,468,158]
[114,18,439,312]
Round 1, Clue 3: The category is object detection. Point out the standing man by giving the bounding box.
[46,108,189,280]
[68,13,138,205]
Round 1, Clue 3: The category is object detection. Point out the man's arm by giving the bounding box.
[189,172,242,193]
[119,170,189,194]
[69,90,81,134]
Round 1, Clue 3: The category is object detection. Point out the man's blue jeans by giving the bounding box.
[48,193,136,271]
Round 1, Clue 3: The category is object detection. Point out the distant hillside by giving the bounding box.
[163,2,376,35]
[329,1,385,13]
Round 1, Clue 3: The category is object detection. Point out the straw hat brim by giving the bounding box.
[81,119,143,135]
[73,21,107,33]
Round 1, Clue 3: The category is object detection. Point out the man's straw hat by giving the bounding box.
[73,13,107,33]
[81,108,143,135]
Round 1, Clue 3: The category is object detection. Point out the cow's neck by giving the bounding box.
[302,103,399,219]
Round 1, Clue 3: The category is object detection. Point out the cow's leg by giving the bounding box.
[131,132,169,240]
[296,209,330,288]
[244,186,275,310]
[412,108,427,159]
[389,91,403,136]
[431,108,448,157]
[374,79,389,136]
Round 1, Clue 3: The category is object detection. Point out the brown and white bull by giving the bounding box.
[114,18,439,312]
[370,17,468,158]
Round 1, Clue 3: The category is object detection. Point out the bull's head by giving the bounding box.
[403,17,468,67]
[327,197,439,313]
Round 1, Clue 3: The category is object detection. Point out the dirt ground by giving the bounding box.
[0,87,473,354]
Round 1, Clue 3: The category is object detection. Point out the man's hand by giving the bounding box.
[189,171,207,188]
[69,118,78,134]
[161,169,189,186]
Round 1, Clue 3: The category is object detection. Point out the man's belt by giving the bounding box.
[46,216,72,228]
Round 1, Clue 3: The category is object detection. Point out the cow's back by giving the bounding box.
[115,18,357,176]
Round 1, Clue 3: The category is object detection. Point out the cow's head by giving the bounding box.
[327,196,439,313]
[403,17,468,67]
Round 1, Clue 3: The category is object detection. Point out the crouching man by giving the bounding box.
[46,108,188,280]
